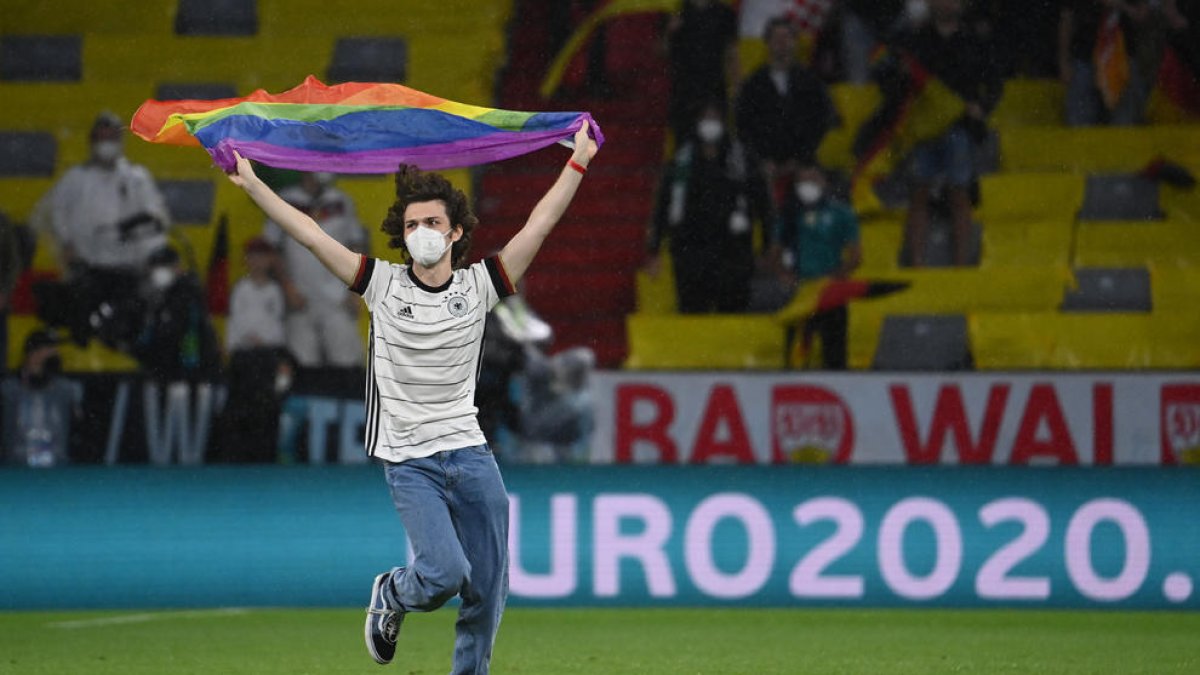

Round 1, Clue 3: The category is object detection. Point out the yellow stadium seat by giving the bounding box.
[1074,220,1200,268]
[635,253,677,314]
[977,172,1084,223]
[971,311,1200,369]
[857,220,903,273]
[1001,126,1200,173]
[990,79,1063,128]
[626,314,784,369]
[7,316,138,372]
[981,219,1074,269]
[1152,266,1200,312]
[2,0,175,35]
[84,35,335,92]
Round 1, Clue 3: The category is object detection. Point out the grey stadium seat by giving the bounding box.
[0,132,57,177]
[1061,267,1152,312]
[1077,174,1162,221]
[156,82,238,101]
[328,38,407,83]
[872,314,974,371]
[175,0,259,36]
[0,35,82,82]
[158,180,216,225]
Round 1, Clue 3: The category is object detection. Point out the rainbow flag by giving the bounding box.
[132,76,604,173]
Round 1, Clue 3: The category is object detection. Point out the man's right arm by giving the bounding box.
[225,152,360,287]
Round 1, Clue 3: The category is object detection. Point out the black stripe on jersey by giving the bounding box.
[375,335,481,352]
[365,322,382,457]
[371,348,476,369]
[373,371,473,388]
[379,391,472,405]
[350,256,375,296]
[484,256,516,298]
[375,313,483,335]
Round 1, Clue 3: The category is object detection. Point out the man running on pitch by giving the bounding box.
[225,121,599,672]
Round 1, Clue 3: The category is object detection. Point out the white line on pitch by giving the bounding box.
[49,607,251,629]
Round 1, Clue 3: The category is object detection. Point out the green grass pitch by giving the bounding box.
[1,607,1197,674]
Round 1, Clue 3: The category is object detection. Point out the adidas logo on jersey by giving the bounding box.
[395,305,414,320]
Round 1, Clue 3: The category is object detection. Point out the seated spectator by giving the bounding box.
[898,0,1001,267]
[645,102,773,313]
[774,164,861,370]
[30,112,171,345]
[131,247,221,382]
[263,172,368,368]
[226,237,285,354]
[667,0,739,142]
[1,329,81,466]
[1059,0,1151,126]
[735,16,838,201]
[219,237,292,463]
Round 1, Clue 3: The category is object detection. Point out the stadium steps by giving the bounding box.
[476,3,668,367]
[626,314,784,370]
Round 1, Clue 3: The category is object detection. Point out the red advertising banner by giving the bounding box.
[591,372,1200,465]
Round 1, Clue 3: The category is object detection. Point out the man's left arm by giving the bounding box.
[499,122,599,286]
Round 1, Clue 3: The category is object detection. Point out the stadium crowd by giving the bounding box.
[2,0,1198,466]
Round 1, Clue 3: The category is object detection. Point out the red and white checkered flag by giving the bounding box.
[787,0,833,36]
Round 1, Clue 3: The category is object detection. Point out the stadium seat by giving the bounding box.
[980,220,1073,269]
[155,82,238,101]
[1077,174,1161,221]
[1061,267,1152,312]
[872,314,973,371]
[1001,126,1200,173]
[990,79,1063,128]
[1074,220,1200,268]
[1,1,174,35]
[0,35,82,81]
[625,314,784,369]
[175,0,259,36]
[971,312,1200,369]
[977,173,1085,223]
[327,38,408,84]
[0,132,57,177]
[158,179,216,225]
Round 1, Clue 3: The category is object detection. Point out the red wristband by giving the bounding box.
[567,159,588,175]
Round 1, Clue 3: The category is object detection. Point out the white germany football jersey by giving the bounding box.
[350,254,515,463]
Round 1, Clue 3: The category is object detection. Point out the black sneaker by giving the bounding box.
[365,571,404,664]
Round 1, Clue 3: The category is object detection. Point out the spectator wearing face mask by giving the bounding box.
[30,112,172,345]
[773,164,861,369]
[263,172,369,368]
[645,103,773,313]
[131,247,221,382]
[1,329,81,466]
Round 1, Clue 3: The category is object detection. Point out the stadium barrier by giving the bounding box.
[591,371,1200,465]
[1,465,1196,610]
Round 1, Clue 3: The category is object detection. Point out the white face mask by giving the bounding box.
[92,140,122,164]
[796,180,824,206]
[405,226,453,267]
[149,266,175,290]
[312,172,336,187]
[696,119,724,144]
[905,0,930,24]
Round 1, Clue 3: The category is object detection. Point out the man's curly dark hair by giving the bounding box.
[380,164,478,268]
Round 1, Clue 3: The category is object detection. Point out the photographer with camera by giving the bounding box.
[30,112,172,346]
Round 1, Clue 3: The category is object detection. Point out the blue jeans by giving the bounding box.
[911,125,974,187]
[381,446,510,675]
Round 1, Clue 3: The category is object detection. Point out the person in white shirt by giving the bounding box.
[226,237,286,353]
[263,172,368,368]
[30,112,172,344]
[223,121,598,673]
[221,237,291,463]
[33,112,171,276]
